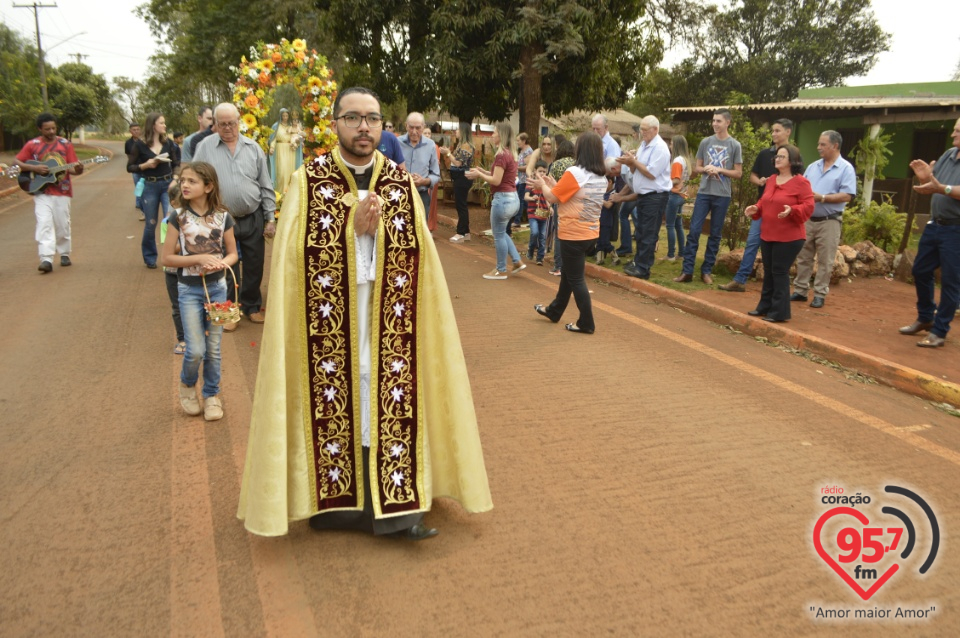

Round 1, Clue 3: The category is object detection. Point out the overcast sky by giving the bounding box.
[1,0,956,90]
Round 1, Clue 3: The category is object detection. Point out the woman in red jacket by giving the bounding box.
[744,145,814,322]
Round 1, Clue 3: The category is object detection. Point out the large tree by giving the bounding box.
[642,0,890,109]
[322,0,663,142]
[0,24,43,143]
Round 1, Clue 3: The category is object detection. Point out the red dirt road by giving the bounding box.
[2,142,959,636]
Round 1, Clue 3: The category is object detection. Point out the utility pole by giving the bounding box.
[70,52,88,64]
[13,2,58,111]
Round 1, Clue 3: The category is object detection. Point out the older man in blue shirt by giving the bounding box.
[592,114,622,159]
[398,112,440,221]
[791,130,857,308]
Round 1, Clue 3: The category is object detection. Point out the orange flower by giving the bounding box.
[296,51,305,61]
[272,52,282,63]
[259,71,270,85]
[245,94,260,108]
[309,102,320,113]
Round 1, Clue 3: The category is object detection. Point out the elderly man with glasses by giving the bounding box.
[193,103,276,329]
[398,112,440,222]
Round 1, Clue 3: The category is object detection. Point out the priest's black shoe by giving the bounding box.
[396,523,439,541]
[622,263,648,279]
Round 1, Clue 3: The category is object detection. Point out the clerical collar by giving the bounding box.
[342,157,375,190]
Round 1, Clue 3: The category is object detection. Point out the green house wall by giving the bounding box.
[793,118,955,179]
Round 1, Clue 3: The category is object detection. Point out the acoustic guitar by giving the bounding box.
[0,164,21,179]
[17,155,109,194]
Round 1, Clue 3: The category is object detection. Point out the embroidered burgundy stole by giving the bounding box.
[300,149,426,517]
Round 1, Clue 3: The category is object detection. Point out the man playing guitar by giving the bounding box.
[14,112,84,273]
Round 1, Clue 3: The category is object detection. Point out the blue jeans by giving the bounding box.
[508,183,526,234]
[178,278,226,397]
[618,200,638,253]
[913,223,960,338]
[490,191,521,271]
[664,192,686,259]
[631,191,669,277]
[598,205,617,253]
[734,217,762,284]
[418,189,431,223]
[682,193,731,276]
[528,217,547,261]
[141,178,171,266]
[132,173,142,210]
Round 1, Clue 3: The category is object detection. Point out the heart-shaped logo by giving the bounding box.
[813,507,899,600]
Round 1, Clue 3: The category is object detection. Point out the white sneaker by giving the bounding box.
[179,383,202,416]
[450,234,465,243]
[462,233,471,241]
[510,261,527,275]
[483,269,508,280]
[204,395,223,421]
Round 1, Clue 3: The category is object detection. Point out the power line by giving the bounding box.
[13,2,58,110]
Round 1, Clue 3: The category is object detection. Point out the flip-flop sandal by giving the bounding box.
[565,323,593,334]
[534,304,559,323]
[174,342,186,355]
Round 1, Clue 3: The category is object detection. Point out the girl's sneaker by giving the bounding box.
[549,268,561,276]
[179,383,202,416]
[511,261,527,275]
[483,269,508,280]
[204,395,224,421]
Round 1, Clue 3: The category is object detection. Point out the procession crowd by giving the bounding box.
[10,91,960,539]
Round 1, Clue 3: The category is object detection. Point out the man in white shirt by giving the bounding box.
[592,114,622,159]
[615,116,671,279]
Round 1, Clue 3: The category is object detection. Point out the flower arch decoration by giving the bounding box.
[231,38,338,158]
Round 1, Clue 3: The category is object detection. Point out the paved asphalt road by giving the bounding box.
[1,141,958,636]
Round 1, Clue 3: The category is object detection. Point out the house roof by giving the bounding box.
[669,96,960,124]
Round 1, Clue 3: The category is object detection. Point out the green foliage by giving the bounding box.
[842,199,905,252]
[0,23,43,139]
[852,128,893,183]
[646,0,890,107]
[44,63,113,139]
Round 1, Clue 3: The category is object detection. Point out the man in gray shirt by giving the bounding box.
[675,108,743,285]
[194,103,276,329]
[398,112,440,222]
[899,117,960,347]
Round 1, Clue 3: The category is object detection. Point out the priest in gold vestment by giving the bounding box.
[238,87,492,539]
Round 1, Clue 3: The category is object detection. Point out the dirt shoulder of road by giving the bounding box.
[433,200,960,407]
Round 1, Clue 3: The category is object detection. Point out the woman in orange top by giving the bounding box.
[665,135,692,261]
[531,132,607,333]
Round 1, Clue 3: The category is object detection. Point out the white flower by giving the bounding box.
[319,214,333,230]
[249,46,258,59]
[394,274,407,288]
[239,122,249,133]
[392,215,406,231]
[390,359,405,373]
[313,126,322,136]
[393,302,405,317]
[317,274,332,288]
[321,359,337,374]
[319,301,333,318]
[319,185,334,200]
[329,467,341,482]
[314,154,327,167]
[323,386,336,402]
[390,443,404,458]
[325,441,341,455]
[252,130,259,139]
[390,386,404,402]
[311,86,320,96]
[248,68,258,80]
[388,188,402,202]
[390,470,404,486]
[320,107,330,117]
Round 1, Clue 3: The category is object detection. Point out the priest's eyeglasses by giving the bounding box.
[336,113,384,128]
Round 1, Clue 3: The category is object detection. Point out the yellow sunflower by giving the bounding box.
[292,39,307,52]
[262,59,274,72]
[242,113,258,129]
[307,76,323,91]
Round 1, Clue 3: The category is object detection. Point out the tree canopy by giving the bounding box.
[635,0,890,114]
